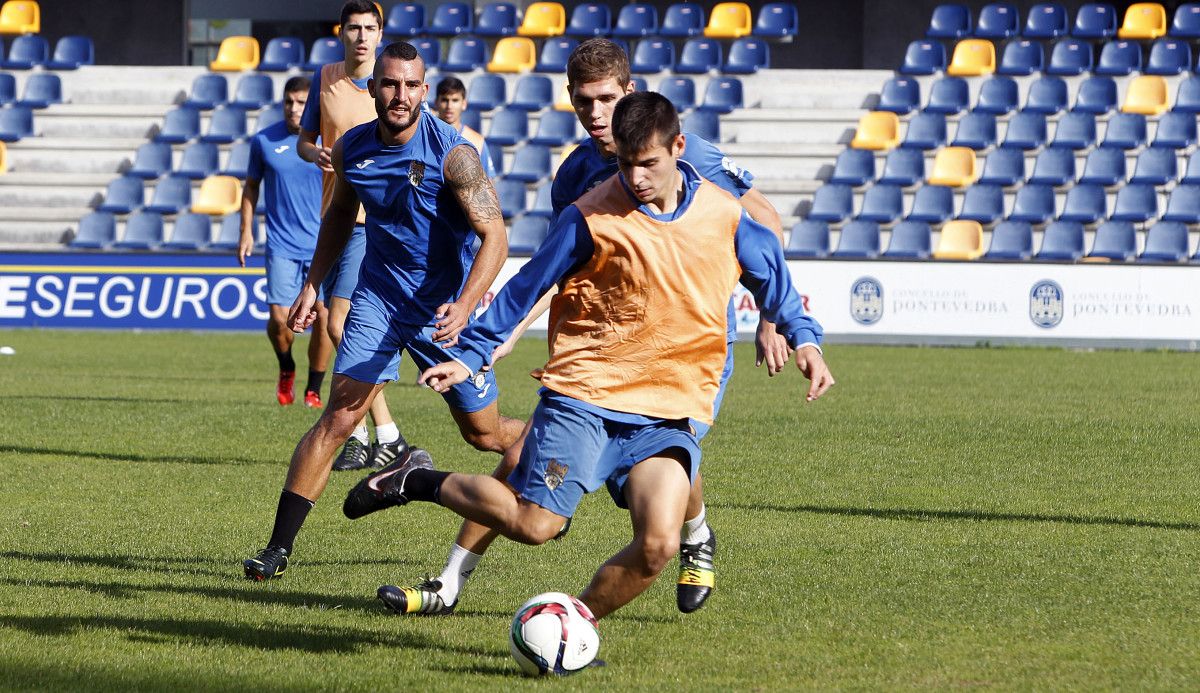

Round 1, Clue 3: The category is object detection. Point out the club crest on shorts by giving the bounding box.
[544,459,568,491]
[408,161,426,187]
[1029,280,1064,328]
[471,371,486,389]
[850,276,883,325]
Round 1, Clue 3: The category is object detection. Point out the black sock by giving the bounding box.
[276,348,296,373]
[268,489,314,552]
[405,469,451,504]
[305,369,326,395]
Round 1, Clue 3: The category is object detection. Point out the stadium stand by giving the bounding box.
[977,148,1024,187]
[1122,75,1169,116]
[657,76,697,112]
[96,176,144,215]
[1049,111,1095,150]
[1145,38,1190,75]
[828,148,874,186]
[1059,183,1107,224]
[1096,40,1141,75]
[904,112,948,150]
[876,77,919,115]
[145,176,192,215]
[681,109,719,141]
[467,73,506,111]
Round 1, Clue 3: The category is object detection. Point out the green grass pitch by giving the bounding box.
[0,330,1198,690]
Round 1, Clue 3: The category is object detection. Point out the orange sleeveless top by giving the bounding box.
[318,62,376,224]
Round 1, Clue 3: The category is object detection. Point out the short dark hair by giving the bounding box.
[340,0,382,27]
[436,76,467,99]
[566,38,631,91]
[612,91,680,153]
[374,41,424,77]
[283,75,311,95]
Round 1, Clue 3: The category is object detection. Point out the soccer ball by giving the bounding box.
[509,592,600,676]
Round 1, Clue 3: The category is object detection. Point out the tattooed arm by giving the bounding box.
[434,143,510,344]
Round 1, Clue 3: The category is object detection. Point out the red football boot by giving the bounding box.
[276,370,296,406]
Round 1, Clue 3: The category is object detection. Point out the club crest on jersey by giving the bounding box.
[544,460,568,491]
[408,161,426,187]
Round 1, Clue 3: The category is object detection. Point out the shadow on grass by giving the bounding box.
[715,502,1200,532]
[0,443,273,467]
[449,607,675,626]
[430,661,520,678]
[0,550,416,580]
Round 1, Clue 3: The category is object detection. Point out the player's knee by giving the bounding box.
[462,429,505,454]
[633,533,679,576]
[509,510,567,545]
[312,408,358,443]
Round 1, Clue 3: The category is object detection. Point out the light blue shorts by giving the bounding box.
[264,252,322,306]
[321,225,367,301]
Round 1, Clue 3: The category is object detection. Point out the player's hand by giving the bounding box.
[419,361,471,393]
[795,345,834,402]
[432,300,471,346]
[287,284,319,333]
[236,232,253,267]
[316,146,335,174]
[755,318,791,377]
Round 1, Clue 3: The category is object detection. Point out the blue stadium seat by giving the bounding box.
[1087,221,1136,261]
[71,212,117,249]
[1183,155,1200,185]
[222,140,251,179]
[985,220,1034,259]
[535,37,578,73]
[505,144,551,182]
[1008,183,1055,223]
[1072,3,1117,39]
[305,38,343,71]
[183,74,227,111]
[699,78,743,114]
[128,142,172,179]
[429,2,473,36]
[155,107,200,144]
[832,220,881,258]
[900,40,946,75]
[385,3,425,37]
[1028,148,1075,186]
[1050,111,1096,150]
[856,183,903,223]
[785,220,830,259]
[1073,76,1117,114]
[682,110,720,141]
[657,76,696,112]
[46,35,95,70]
[17,73,61,109]
[1100,113,1146,150]
[662,2,705,37]
[978,147,1025,186]
[1058,183,1107,223]
[0,105,32,142]
[1139,221,1189,262]
[527,181,553,217]
[1145,38,1191,75]
[997,39,1043,75]
[950,111,997,150]
[510,75,553,110]
[631,38,675,73]
[903,112,948,150]
[1129,147,1178,186]
[495,177,527,219]
[808,184,853,222]
[925,77,969,115]
[230,74,273,110]
[906,184,955,223]
[529,110,579,146]
[176,142,219,179]
[442,37,488,72]
[3,34,47,69]
[976,3,1019,39]
[259,37,303,72]
[144,176,192,215]
[876,77,920,115]
[509,214,550,253]
[477,2,519,37]
[829,148,875,186]
[1110,183,1158,223]
[677,38,722,74]
[1024,3,1068,38]
[753,2,799,40]
[613,3,658,37]
[0,73,13,106]
[958,184,1005,223]
[408,38,440,69]
[96,176,145,214]
[1172,2,1200,38]
[1095,40,1141,75]
[1002,111,1047,150]
[1024,76,1067,115]
[974,76,1019,115]
[116,211,165,250]
[467,74,506,111]
[1046,38,1092,75]
[254,103,283,130]
[201,105,247,144]
[928,4,972,39]
[1161,184,1200,223]
[1078,147,1126,186]
[1175,76,1200,113]
[1036,221,1084,261]
[164,212,212,251]
[878,148,926,186]
[485,107,529,147]
[459,107,482,135]
[883,220,933,258]
[211,214,254,251]
[721,36,768,75]
[565,3,611,37]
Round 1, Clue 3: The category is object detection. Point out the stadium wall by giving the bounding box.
[43,0,186,66]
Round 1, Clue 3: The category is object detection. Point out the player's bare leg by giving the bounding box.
[448,401,525,454]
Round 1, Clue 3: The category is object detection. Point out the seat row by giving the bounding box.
[0,34,93,69]
[90,174,242,218]
[788,217,1199,264]
[0,72,59,108]
[71,211,256,252]
[927,2,1200,42]
[903,36,1200,77]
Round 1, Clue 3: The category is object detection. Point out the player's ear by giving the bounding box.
[367,78,376,98]
[671,133,685,157]
[623,79,636,95]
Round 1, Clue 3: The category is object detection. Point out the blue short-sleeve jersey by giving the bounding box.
[247,121,324,259]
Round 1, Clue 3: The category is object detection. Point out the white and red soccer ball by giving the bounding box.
[509,592,600,676]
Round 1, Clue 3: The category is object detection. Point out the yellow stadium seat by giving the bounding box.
[487,37,537,73]
[849,111,900,151]
[192,176,242,216]
[1122,75,1169,115]
[947,39,996,76]
[927,147,978,187]
[517,2,566,37]
[1117,2,1166,39]
[933,220,984,260]
[554,83,574,111]
[0,141,7,174]
[0,1,39,34]
[209,36,260,72]
[704,2,753,39]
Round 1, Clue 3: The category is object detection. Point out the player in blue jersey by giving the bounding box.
[238,76,333,409]
[242,41,525,581]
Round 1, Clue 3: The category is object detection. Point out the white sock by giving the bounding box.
[375,422,399,445]
[350,425,369,445]
[681,504,712,545]
[436,543,482,603]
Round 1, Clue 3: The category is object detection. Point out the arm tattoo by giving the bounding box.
[444,144,503,226]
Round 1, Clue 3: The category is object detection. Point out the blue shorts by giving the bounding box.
[264,252,322,306]
[508,395,702,518]
[321,225,367,301]
[334,290,498,413]
[691,341,735,440]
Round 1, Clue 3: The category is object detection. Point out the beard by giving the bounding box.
[378,103,420,135]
